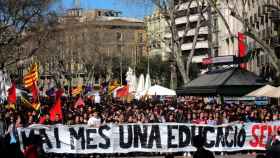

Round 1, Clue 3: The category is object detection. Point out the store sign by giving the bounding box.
[202,56,235,65]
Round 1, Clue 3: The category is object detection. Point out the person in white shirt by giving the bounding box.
[87,111,101,128]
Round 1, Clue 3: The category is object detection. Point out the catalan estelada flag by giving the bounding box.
[23,63,39,88]
[20,95,40,111]
[20,96,33,109]
[71,85,82,97]
[108,80,120,94]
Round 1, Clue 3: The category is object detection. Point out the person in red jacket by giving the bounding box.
[23,144,38,158]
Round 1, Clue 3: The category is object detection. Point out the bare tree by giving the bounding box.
[125,0,210,85]
[222,0,280,76]
[0,0,59,69]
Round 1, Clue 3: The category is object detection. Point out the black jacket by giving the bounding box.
[193,148,215,158]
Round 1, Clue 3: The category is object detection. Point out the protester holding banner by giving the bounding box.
[193,135,215,158]
[0,93,280,157]
[87,111,101,128]
[5,115,24,158]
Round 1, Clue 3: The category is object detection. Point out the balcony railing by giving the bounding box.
[270,11,280,22]
[271,36,280,47]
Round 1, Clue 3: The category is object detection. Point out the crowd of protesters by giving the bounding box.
[1,96,280,131]
[0,95,280,158]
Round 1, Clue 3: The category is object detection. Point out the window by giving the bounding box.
[117,45,122,52]
[275,47,280,59]
[213,18,218,32]
[261,16,264,25]
[258,6,261,17]
[116,32,122,41]
[250,16,253,27]
[265,14,269,23]
[135,46,144,57]
[138,33,143,42]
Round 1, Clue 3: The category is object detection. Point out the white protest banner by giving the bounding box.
[18,121,280,154]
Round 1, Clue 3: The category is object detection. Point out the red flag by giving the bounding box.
[31,82,38,102]
[39,115,46,124]
[31,81,41,111]
[116,86,129,97]
[8,82,16,104]
[49,89,63,121]
[74,97,85,108]
[238,32,247,69]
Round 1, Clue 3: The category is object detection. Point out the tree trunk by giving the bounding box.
[224,1,280,76]
[170,62,177,89]
[106,58,112,81]
[229,6,280,76]
[186,0,203,83]
[206,0,234,40]
[169,1,189,86]
[175,51,189,85]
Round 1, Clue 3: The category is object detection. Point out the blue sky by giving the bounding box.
[56,0,154,19]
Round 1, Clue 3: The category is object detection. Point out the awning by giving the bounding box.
[262,87,280,98]
[246,85,277,97]
[140,85,176,96]
[177,67,266,96]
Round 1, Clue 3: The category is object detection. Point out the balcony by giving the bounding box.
[175,13,208,25]
[271,36,280,47]
[270,11,280,22]
[181,41,209,51]
[166,41,208,52]
[164,27,208,38]
[178,1,204,11]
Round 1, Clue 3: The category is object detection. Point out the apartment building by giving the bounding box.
[144,9,169,61]
[217,0,280,79]
[35,8,147,84]
[174,0,210,67]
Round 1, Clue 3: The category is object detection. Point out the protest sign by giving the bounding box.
[18,121,280,154]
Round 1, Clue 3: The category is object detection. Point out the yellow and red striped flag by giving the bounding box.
[20,96,40,111]
[108,80,120,94]
[71,85,82,97]
[23,63,39,88]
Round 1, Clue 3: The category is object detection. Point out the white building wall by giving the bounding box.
[145,9,169,61]
[217,1,242,57]
[217,0,280,76]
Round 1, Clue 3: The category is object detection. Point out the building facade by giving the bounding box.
[171,0,280,79]
[171,0,211,74]
[33,9,147,86]
[217,0,280,80]
[144,9,169,61]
